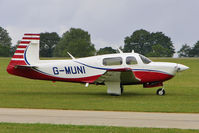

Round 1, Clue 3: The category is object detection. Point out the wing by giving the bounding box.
[94,68,140,85]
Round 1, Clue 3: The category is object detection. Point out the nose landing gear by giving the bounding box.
[156,88,165,96]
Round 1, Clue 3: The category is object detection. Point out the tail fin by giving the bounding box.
[7,33,40,75]
[9,33,40,66]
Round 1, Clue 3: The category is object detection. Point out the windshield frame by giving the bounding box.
[139,54,152,64]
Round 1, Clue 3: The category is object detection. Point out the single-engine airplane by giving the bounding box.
[7,33,189,96]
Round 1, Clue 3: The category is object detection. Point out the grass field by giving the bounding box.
[0,57,199,113]
[0,123,198,133]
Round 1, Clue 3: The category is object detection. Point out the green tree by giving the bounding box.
[150,32,175,57]
[147,44,168,57]
[10,40,20,56]
[123,29,175,57]
[190,41,199,57]
[124,29,151,55]
[97,47,116,55]
[177,44,192,57]
[0,26,12,57]
[40,32,60,57]
[54,28,96,57]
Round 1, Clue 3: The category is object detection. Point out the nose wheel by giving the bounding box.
[156,88,165,96]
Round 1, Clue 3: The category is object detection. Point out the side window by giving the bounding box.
[103,57,122,66]
[126,56,137,65]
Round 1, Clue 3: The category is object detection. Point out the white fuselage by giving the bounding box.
[34,53,184,84]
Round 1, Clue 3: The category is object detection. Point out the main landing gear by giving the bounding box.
[106,82,123,96]
[121,84,124,94]
[109,84,124,96]
[156,88,165,96]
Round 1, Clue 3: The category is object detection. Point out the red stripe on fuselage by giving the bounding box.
[134,71,173,83]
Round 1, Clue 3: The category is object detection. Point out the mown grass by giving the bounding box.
[0,57,199,113]
[0,123,198,133]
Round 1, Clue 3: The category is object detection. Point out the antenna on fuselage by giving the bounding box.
[67,52,75,60]
[132,50,134,53]
[117,48,123,53]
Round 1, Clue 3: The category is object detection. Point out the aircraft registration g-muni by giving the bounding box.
[7,33,189,96]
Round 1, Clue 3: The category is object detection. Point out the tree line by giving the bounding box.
[0,26,199,58]
[177,42,199,57]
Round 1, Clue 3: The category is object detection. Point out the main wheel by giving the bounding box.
[156,88,165,96]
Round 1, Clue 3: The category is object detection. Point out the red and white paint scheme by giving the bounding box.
[7,33,189,96]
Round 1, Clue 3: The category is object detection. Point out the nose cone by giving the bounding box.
[177,64,189,72]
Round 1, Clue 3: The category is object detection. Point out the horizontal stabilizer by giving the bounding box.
[14,65,37,69]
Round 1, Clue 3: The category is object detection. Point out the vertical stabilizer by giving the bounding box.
[7,33,40,75]
[8,33,40,66]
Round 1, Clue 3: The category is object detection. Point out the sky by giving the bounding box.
[1,0,199,54]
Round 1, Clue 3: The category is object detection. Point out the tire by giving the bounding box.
[156,88,165,96]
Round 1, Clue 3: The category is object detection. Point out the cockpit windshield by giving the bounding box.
[139,54,151,64]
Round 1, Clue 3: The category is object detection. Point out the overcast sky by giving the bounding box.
[1,0,199,53]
